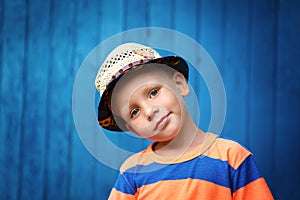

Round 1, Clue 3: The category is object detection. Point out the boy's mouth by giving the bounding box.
[155,112,171,131]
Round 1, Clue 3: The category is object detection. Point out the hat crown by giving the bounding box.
[95,43,161,95]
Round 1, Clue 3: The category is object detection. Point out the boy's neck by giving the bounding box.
[152,114,206,157]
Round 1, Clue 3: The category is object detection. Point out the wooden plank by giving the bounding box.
[18,0,50,199]
[0,0,5,197]
[174,0,197,39]
[0,0,26,199]
[146,0,174,48]
[199,0,224,70]
[122,0,148,29]
[197,0,224,133]
[248,0,277,197]
[121,0,148,42]
[149,0,173,29]
[220,0,250,145]
[99,0,124,41]
[45,0,74,199]
[70,1,96,199]
[276,0,300,199]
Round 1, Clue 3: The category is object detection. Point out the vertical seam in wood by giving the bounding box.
[170,0,175,30]
[0,0,4,102]
[145,0,150,27]
[42,0,53,199]
[195,0,201,43]
[272,0,279,197]
[220,0,226,76]
[122,0,128,31]
[145,0,150,38]
[219,0,227,136]
[245,0,253,148]
[92,1,103,199]
[17,0,30,198]
[195,0,201,127]
[67,1,78,199]
[0,0,5,198]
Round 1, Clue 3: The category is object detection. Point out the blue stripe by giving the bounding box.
[115,155,262,194]
[114,173,136,195]
[131,156,231,188]
[230,155,262,193]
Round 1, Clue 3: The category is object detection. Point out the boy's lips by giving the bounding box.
[155,112,171,131]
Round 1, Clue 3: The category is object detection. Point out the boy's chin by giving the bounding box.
[146,131,178,142]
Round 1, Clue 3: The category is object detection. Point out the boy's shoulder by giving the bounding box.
[204,136,252,169]
[215,136,250,153]
[119,145,153,174]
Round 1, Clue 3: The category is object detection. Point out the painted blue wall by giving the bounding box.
[0,0,299,199]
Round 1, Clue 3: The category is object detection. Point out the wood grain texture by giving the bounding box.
[248,0,278,197]
[275,0,300,199]
[18,0,50,199]
[45,0,74,199]
[69,0,95,199]
[0,1,26,199]
[221,0,250,145]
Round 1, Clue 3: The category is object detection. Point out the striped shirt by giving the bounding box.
[109,133,273,199]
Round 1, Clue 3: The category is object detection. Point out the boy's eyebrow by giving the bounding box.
[133,83,161,100]
[142,84,155,95]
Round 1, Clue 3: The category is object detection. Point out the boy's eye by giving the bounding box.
[130,108,139,118]
[149,89,159,98]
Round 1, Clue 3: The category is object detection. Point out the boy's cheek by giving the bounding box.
[126,123,153,137]
[126,124,145,138]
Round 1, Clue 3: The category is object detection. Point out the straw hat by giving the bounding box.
[95,43,189,131]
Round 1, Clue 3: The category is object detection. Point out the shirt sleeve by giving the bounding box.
[108,173,138,200]
[231,155,274,200]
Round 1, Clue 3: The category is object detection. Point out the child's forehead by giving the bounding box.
[111,65,175,104]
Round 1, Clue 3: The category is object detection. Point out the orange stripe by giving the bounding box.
[203,138,251,169]
[120,149,153,173]
[233,178,274,200]
[136,179,232,200]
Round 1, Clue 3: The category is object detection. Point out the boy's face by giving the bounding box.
[111,64,189,142]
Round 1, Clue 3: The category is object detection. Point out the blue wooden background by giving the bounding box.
[0,0,299,199]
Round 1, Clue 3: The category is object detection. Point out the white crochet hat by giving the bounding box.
[95,43,189,131]
[95,43,161,95]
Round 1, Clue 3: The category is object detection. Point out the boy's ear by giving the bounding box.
[173,72,189,96]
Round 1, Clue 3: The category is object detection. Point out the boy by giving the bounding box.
[95,43,273,199]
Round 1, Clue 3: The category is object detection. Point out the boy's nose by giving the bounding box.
[146,105,159,121]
